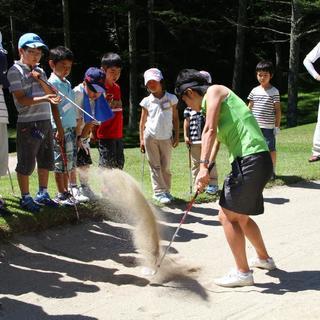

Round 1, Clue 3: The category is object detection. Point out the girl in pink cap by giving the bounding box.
[139,68,179,204]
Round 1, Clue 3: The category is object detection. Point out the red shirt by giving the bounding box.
[96,82,123,139]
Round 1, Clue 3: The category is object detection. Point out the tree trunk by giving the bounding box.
[128,0,138,129]
[287,0,301,127]
[148,0,155,66]
[62,0,71,48]
[232,0,247,95]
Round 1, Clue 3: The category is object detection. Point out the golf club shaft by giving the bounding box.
[157,160,216,269]
[38,77,98,123]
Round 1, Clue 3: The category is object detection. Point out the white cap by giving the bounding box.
[144,68,163,85]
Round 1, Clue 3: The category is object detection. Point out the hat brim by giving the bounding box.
[144,76,162,86]
[25,42,48,50]
[91,83,105,93]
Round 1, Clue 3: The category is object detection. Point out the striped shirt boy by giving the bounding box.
[247,85,280,129]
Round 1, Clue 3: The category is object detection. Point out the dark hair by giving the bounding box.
[256,60,274,76]
[49,46,73,63]
[101,52,122,68]
[175,68,210,97]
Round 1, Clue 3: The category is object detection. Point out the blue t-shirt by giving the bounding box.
[48,72,76,129]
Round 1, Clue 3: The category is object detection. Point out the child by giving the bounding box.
[303,42,320,162]
[247,61,281,179]
[7,33,60,213]
[72,67,110,200]
[95,52,124,169]
[0,32,11,216]
[139,68,179,204]
[47,46,84,205]
[184,104,219,194]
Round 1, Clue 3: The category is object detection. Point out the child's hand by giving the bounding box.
[55,128,64,144]
[184,137,191,146]
[140,142,145,153]
[274,127,280,135]
[46,94,61,105]
[172,136,179,148]
[30,70,42,80]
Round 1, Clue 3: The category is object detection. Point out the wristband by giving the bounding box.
[199,159,209,164]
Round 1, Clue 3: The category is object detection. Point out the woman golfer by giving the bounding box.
[175,69,276,288]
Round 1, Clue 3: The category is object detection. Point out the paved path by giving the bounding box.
[0,181,320,319]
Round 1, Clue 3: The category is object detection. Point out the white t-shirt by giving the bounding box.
[140,91,178,140]
[247,85,280,129]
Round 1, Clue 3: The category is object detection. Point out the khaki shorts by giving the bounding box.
[16,120,54,176]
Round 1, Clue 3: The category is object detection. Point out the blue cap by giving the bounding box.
[84,67,106,93]
[18,33,48,50]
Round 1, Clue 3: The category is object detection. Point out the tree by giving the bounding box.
[128,0,138,129]
[232,0,248,95]
[62,0,71,49]
[148,0,155,66]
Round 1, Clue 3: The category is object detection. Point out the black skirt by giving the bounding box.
[219,151,273,215]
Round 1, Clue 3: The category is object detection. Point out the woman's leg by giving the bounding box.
[238,215,270,260]
[218,207,250,273]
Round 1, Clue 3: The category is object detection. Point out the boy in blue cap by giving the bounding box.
[7,33,61,213]
[71,67,111,200]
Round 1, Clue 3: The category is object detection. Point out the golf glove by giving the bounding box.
[79,137,90,155]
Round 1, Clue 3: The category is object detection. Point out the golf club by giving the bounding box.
[155,160,216,273]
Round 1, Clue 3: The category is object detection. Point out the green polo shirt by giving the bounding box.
[202,89,268,163]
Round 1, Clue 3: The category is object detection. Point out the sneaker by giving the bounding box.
[34,192,59,207]
[0,202,12,217]
[54,192,78,207]
[69,186,89,203]
[214,269,254,288]
[20,196,41,213]
[78,185,97,201]
[165,192,174,201]
[308,155,320,163]
[249,257,276,270]
[206,185,219,195]
[153,193,171,205]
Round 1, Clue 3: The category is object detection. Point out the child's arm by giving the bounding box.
[183,118,191,146]
[247,100,253,110]
[274,101,281,129]
[12,90,60,107]
[139,107,148,153]
[51,104,64,143]
[172,103,179,148]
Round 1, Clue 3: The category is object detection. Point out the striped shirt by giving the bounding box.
[7,61,51,123]
[247,85,280,129]
[183,107,205,142]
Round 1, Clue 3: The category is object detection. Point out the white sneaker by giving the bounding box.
[70,186,89,203]
[249,257,276,270]
[214,269,254,288]
[153,193,171,205]
[79,185,98,200]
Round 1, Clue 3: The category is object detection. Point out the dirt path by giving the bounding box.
[0,181,320,320]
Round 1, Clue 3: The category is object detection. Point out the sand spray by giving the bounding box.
[91,168,201,281]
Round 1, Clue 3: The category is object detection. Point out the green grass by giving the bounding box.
[1,122,319,239]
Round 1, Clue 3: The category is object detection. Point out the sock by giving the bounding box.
[22,193,31,200]
[39,187,48,194]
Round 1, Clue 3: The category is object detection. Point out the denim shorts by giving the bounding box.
[219,151,273,215]
[261,128,276,152]
[53,127,77,173]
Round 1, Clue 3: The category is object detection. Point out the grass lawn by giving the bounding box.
[0,122,319,239]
